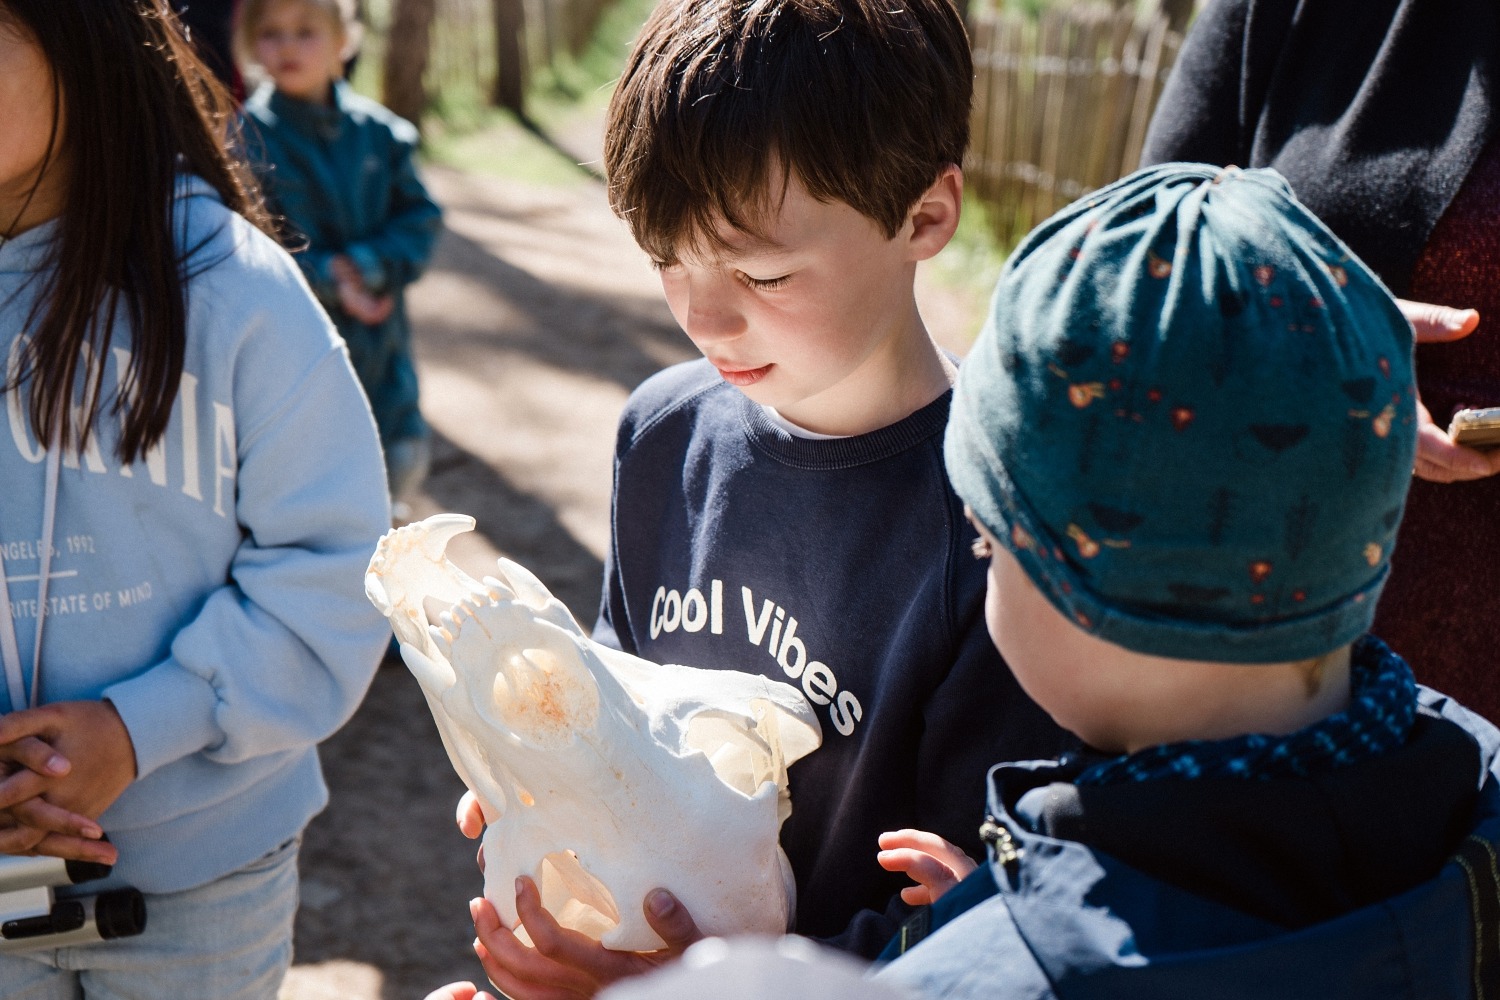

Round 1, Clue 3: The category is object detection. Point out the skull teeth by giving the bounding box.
[481,577,514,604]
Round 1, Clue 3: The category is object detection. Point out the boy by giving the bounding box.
[873,163,1500,998]
[236,0,441,509]
[443,1,1068,997]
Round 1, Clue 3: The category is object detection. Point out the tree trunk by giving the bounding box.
[492,0,528,115]
[1158,0,1196,31]
[383,0,438,128]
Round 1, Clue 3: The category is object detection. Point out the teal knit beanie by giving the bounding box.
[945,164,1418,663]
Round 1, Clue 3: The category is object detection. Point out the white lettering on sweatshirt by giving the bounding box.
[5,338,235,518]
[648,578,864,737]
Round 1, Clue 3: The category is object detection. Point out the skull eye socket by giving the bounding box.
[522,851,620,944]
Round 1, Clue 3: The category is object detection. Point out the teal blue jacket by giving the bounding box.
[242,81,441,446]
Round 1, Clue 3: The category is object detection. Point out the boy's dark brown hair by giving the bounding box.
[605,0,972,263]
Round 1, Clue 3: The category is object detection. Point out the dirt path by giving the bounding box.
[279,160,685,1000]
[280,149,986,1000]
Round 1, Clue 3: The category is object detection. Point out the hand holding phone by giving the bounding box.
[1448,407,1500,450]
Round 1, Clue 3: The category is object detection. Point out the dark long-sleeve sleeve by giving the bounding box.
[1140,0,1256,168]
[1141,0,1498,293]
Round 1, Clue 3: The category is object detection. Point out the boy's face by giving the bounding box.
[654,169,955,436]
[253,0,344,103]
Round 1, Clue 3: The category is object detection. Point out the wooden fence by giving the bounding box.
[360,0,616,122]
[364,0,1188,224]
[966,1,1184,248]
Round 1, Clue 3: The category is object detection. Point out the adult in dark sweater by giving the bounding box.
[1141,0,1500,722]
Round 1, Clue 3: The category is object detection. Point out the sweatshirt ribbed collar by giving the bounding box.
[0,175,221,280]
[738,387,953,470]
[0,218,59,276]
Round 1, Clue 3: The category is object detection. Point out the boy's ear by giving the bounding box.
[904,165,964,263]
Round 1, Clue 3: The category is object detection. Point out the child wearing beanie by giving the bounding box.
[872,163,1500,999]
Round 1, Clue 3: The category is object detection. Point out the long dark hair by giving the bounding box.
[1,0,272,464]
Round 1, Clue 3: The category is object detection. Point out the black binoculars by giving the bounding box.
[0,855,145,952]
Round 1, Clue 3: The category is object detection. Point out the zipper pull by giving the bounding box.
[979,815,1023,872]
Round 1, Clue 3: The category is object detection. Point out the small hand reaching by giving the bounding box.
[449,790,701,998]
[423,983,495,1000]
[877,829,978,906]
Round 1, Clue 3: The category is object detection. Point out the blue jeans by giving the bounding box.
[0,836,300,999]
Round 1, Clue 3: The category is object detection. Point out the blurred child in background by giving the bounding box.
[236,0,441,515]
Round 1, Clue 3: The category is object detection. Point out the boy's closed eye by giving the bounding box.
[736,272,791,291]
[650,257,792,292]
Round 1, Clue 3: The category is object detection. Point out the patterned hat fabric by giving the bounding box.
[945,164,1417,663]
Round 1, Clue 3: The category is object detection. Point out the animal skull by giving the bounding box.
[365,514,822,951]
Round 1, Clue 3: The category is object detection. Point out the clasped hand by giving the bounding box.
[424,791,704,1000]
[331,254,395,326]
[0,700,136,865]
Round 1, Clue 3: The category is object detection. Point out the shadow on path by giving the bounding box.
[418,221,686,400]
[423,430,606,615]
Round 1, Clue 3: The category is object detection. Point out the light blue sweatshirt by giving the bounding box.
[0,178,391,893]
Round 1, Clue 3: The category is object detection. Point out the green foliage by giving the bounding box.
[353,0,1016,325]
[921,193,1015,349]
[945,194,1015,284]
[422,109,591,187]
[350,0,660,183]
[527,0,659,115]
[999,0,1062,17]
[411,0,658,187]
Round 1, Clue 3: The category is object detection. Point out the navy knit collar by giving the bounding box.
[737,387,952,470]
[1071,635,1417,785]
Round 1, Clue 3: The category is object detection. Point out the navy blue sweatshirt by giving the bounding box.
[594,360,1069,957]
